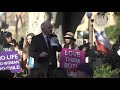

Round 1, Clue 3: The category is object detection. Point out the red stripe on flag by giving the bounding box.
[96,40,110,55]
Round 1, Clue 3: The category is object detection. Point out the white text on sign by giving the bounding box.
[65,50,80,57]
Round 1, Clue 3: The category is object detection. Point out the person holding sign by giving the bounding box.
[0,31,15,78]
[58,32,81,78]
[58,32,79,63]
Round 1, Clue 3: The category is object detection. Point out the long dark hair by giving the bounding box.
[1,31,12,46]
[11,39,18,47]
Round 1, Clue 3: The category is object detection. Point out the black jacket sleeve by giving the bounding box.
[52,43,62,52]
[29,36,42,61]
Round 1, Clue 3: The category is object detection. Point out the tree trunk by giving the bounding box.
[15,14,20,40]
[20,15,24,26]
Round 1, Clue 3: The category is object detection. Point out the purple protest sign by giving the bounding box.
[0,51,22,73]
[60,48,85,72]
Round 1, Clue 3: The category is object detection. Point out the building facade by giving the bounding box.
[74,12,116,46]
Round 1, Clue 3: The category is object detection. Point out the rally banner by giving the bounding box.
[0,51,22,73]
[60,48,85,72]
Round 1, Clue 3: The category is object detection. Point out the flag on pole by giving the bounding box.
[94,29,111,55]
[100,30,107,39]
[100,30,112,50]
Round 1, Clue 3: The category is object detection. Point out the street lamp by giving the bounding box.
[91,19,94,48]
[86,12,93,49]
[80,31,84,45]
[84,30,89,39]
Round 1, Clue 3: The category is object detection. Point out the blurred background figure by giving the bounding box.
[76,63,93,78]
[10,39,23,63]
[49,68,68,78]
[23,33,35,76]
[19,37,24,50]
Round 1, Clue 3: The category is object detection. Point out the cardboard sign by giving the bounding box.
[0,51,22,73]
[60,48,85,72]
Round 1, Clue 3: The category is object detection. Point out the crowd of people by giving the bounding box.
[0,20,120,78]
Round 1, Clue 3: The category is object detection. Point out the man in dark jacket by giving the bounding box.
[29,21,62,78]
